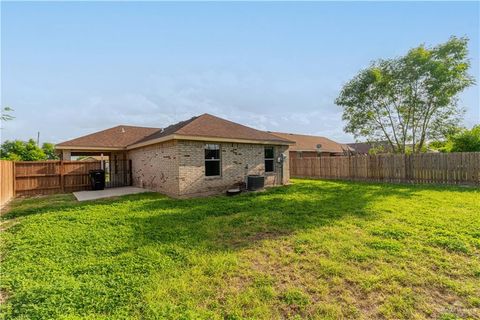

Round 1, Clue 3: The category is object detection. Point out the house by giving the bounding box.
[269,132,351,159]
[347,141,393,155]
[56,114,293,197]
[347,142,373,155]
[347,141,439,154]
[78,156,105,161]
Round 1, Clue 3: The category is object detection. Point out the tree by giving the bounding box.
[42,142,60,160]
[1,107,14,124]
[0,139,59,161]
[428,125,480,152]
[428,139,451,153]
[428,126,463,152]
[0,139,46,160]
[449,125,480,152]
[336,37,475,153]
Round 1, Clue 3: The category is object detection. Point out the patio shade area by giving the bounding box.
[73,186,149,201]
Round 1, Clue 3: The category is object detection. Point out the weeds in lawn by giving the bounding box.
[1,179,479,319]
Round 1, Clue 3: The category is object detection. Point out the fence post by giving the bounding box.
[12,161,16,197]
[404,154,408,182]
[60,160,65,193]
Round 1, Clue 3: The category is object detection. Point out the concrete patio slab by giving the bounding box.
[73,187,150,201]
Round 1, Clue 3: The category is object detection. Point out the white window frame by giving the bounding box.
[264,146,275,173]
[205,144,221,177]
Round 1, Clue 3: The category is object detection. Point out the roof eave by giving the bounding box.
[174,134,294,145]
[55,145,125,151]
[290,149,346,153]
[126,134,293,150]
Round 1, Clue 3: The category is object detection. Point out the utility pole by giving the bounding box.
[37,131,40,146]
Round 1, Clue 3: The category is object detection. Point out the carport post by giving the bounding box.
[129,159,133,186]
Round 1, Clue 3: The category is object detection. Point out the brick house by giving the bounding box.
[269,132,352,159]
[56,114,293,197]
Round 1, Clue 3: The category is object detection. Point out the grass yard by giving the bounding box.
[1,179,479,319]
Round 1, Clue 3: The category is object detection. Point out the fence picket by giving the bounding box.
[0,160,15,207]
[290,153,480,186]
[14,161,102,196]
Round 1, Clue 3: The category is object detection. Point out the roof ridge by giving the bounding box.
[270,131,331,139]
[128,115,200,146]
[57,125,125,146]
[56,124,160,148]
[168,115,200,133]
[117,124,161,130]
[185,113,283,138]
[57,114,294,149]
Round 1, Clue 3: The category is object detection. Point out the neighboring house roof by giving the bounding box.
[269,132,351,154]
[79,156,104,161]
[346,142,377,154]
[56,114,293,150]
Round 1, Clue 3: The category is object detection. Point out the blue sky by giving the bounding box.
[1,1,479,143]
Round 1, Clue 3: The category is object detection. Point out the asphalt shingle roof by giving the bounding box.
[269,131,350,153]
[56,114,293,149]
[56,125,159,148]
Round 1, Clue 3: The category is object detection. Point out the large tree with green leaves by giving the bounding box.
[0,139,59,161]
[429,125,480,152]
[335,37,475,153]
[449,125,480,152]
[1,107,14,123]
[41,142,59,160]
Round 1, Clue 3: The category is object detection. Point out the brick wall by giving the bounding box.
[177,141,289,197]
[128,140,289,198]
[128,141,179,196]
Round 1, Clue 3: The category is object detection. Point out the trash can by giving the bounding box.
[89,169,105,190]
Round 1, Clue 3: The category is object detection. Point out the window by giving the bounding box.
[205,144,221,176]
[264,147,274,172]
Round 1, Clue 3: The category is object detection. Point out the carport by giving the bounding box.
[55,125,159,188]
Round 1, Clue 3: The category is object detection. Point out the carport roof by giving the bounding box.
[56,125,159,149]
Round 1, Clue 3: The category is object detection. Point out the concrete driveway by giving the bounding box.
[73,187,150,201]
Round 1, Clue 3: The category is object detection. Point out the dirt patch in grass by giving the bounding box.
[0,290,7,306]
[225,230,289,249]
[1,179,479,319]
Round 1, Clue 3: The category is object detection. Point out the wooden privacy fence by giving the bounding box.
[1,160,15,207]
[291,152,480,185]
[14,161,101,196]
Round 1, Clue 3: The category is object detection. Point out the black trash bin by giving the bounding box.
[89,169,105,190]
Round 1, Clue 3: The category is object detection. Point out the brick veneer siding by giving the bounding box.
[128,140,289,198]
[177,141,289,197]
[128,141,180,196]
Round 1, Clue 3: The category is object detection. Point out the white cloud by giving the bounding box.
[1,70,355,144]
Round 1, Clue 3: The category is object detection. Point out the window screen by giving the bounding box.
[265,147,274,172]
[205,144,221,176]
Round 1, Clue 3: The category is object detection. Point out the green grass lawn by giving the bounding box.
[1,179,479,319]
